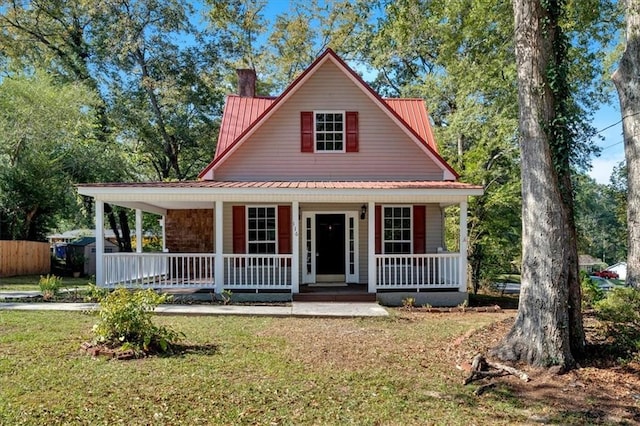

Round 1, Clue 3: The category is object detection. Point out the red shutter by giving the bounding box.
[375,205,382,254]
[413,205,426,254]
[345,111,359,152]
[277,205,291,254]
[232,206,246,254]
[301,111,314,152]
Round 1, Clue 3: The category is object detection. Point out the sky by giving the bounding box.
[590,102,625,185]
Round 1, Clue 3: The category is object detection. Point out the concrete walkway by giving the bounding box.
[0,301,389,317]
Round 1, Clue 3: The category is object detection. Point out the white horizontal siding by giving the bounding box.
[216,61,444,181]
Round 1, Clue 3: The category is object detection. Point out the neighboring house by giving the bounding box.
[78,49,483,306]
[579,254,605,274]
[606,262,627,281]
[48,229,119,245]
[67,237,119,276]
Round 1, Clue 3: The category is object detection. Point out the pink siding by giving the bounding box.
[214,61,445,181]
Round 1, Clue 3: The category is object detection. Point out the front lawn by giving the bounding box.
[0,310,519,424]
[2,310,637,424]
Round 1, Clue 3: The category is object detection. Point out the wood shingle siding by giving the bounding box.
[165,209,214,253]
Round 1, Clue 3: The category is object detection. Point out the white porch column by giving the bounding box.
[214,200,224,294]
[367,201,376,293]
[135,209,143,253]
[160,216,166,252]
[291,201,300,293]
[459,200,469,292]
[95,201,105,286]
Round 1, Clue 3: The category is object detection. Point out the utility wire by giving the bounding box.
[595,111,640,135]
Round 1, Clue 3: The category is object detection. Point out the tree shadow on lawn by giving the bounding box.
[81,342,219,360]
[469,293,519,309]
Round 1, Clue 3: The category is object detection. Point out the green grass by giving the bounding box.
[0,275,91,291]
[0,310,550,425]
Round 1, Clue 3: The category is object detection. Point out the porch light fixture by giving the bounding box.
[360,204,367,220]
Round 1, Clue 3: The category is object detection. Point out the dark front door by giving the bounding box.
[316,214,345,275]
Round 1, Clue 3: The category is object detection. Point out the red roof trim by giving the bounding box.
[198,48,459,180]
[78,180,483,190]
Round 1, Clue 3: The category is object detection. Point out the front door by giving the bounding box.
[316,214,345,279]
[302,211,359,284]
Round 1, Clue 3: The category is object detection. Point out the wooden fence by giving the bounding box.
[0,241,51,277]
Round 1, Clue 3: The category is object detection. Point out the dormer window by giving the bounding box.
[315,112,344,152]
[301,111,359,153]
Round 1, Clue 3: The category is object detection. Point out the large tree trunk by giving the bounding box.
[612,0,640,289]
[491,0,584,369]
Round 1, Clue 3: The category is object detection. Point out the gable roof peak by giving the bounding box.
[198,49,459,181]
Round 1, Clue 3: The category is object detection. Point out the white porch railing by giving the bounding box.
[375,253,460,290]
[104,253,215,288]
[223,254,292,290]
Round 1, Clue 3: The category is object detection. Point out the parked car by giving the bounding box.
[592,270,619,279]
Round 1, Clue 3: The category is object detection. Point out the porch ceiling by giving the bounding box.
[77,180,483,214]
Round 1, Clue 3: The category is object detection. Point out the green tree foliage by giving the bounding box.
[91,0,223,180]
[0,0,223,182]
[574,173,627,264]
[0,72,123,240]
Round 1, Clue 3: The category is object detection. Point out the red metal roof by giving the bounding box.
[215,95,275,158]
[214,96,438,159]
[79,180,482,190]
[383,99,437,151]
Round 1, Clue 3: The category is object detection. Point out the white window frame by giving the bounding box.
[382,205,413,254]
[246,205,278,255]
[314,110,346,153]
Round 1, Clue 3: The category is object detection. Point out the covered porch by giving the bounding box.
[79,181,482,304]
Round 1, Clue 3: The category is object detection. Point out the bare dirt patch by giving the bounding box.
[260,309,640,423]
[455,313,640,424]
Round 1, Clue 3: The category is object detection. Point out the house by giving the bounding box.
[77,49,483,306]
[579,254,605,274]
[606,262,627,280]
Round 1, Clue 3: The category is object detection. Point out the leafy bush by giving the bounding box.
[39,274,62,300]
[84,283,109,302]
[92,288,182,354]
[594,287,640,360]
[580,271,604,309]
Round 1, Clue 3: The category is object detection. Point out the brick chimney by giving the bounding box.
[236,68,257,97]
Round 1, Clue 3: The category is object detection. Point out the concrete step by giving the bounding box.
[293,292,377,302]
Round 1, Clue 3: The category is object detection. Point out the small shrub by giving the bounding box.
[84,283,109,302]
[594,287,640,360]
[39,275,62,300]
[92,288,182,354]
[402,297,415,310]
[221,289,233,305]
[581,271,604,309]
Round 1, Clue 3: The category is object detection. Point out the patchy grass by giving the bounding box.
[1,310,638,425]
[0,275,91,291]
[0,310,522,425]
